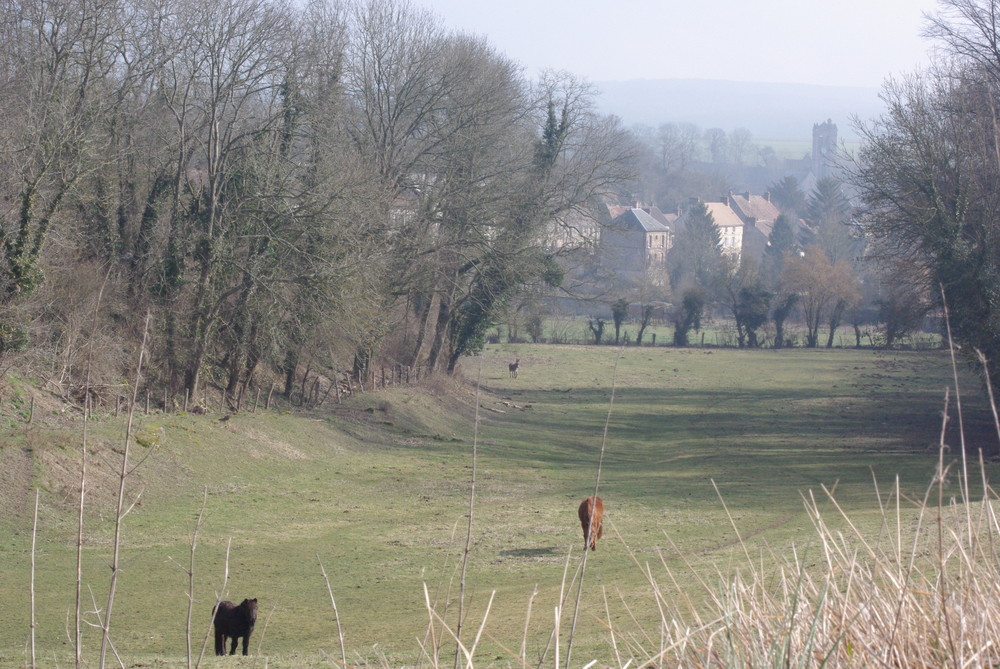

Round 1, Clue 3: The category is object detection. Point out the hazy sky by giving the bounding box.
[415,0,940,88]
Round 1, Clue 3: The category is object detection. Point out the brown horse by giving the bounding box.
[213,598,258,656]
[508,359,520,378]
[578,496,604,550]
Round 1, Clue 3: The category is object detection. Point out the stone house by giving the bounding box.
[600,208,671,281]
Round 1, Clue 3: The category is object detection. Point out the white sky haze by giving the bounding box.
[415,0,940,88]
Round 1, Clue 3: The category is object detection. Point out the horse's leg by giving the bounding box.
[230,635,238,655]
[215,630,224,656]
[242,632,250,655]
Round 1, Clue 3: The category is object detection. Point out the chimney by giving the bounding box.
[744,191,750,200]
[764,191,771,202]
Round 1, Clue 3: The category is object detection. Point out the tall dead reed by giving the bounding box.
[98,312,151,668]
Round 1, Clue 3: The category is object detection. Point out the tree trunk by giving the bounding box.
[283,348,298,398]
[426,293,452,373]
[407,290,436,367]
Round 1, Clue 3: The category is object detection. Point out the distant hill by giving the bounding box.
[593,79,885,142]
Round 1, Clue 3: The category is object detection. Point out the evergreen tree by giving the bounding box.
[668,202,723,290]
[768,176,806,216]
[804,177,855,262]
[764,213,797,287]
[767,214,796,257]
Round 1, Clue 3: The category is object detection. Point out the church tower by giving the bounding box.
[812,119,837,179]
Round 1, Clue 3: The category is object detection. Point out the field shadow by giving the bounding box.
[499,546,561,558]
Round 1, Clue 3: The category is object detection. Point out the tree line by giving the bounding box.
[7,0,1000,404]
[662,176,878,350]
[848,0,1000,393]
[0,0,636,404]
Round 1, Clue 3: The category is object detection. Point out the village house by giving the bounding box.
[599,207,671,282]
[727,191,781,259]
[689,201,745,259]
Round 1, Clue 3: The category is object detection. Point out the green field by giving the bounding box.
[0,345,995,667]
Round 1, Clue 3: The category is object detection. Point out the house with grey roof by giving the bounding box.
[600,208,671,281]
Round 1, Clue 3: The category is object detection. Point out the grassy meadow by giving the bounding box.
[0,344,997,667]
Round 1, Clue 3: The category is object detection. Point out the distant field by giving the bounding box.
[0,346,993,667]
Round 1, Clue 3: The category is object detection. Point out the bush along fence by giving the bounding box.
[169,364,432,414]
[1,364,432,425]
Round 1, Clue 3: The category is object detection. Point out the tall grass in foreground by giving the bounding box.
[619,461,1000,667]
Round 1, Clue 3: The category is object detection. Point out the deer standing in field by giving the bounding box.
[508,359,519,378]
[578,495,604,550]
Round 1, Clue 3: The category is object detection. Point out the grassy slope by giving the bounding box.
[0,345,994,667]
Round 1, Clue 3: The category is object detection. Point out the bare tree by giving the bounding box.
[849,0,1000,389]
[781,245,860,348]
[0,0,120,320]
[656,121,700,173]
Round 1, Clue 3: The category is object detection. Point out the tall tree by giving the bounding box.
[782,245,860,348]
[611,298,629,344]
[874,257,933,349]
[763,213,797,287]
[804,177,856,263]
[719,257,770,348]
[852,0,1000,388]
[656,121,700,173]
[729,127,753,166]
[770,291,798,349]
[171,0,296,399]
[668,201,723,291]
[768,176,806,217]
[438,72,634,372]
[705,127,728,164]
[672,288,704,346]
[0,0,115,307]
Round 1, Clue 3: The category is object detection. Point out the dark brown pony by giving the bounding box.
[213,598,258,656]
[578,496,604,550]
[508,359,520,378]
